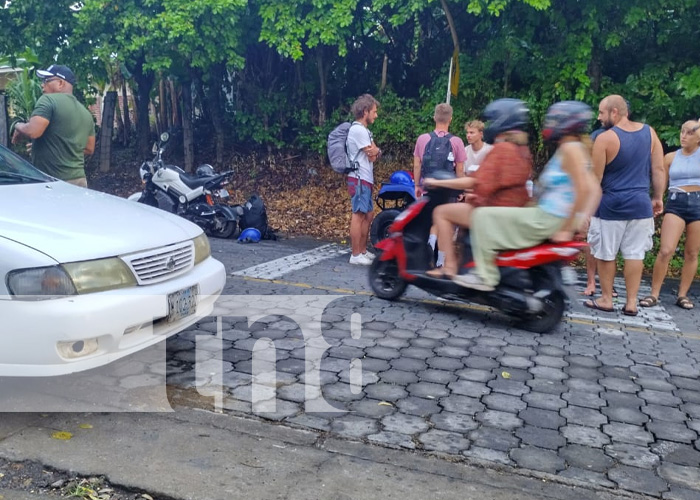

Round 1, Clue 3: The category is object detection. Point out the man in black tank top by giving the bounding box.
[586,95,665,316]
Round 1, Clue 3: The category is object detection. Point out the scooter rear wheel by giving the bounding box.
[208,216,238,239]
[369,256,407,300]
[370,209,401,247]
[520,290,566,334]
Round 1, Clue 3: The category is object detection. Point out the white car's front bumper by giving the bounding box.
[0,256,225,377]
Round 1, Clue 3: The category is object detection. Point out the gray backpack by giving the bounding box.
[327,122,360,174]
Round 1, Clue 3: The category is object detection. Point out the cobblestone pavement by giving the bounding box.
[160,238,700,499]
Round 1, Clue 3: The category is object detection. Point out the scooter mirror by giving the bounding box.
[160,132,170,142]
[151,142,158,154]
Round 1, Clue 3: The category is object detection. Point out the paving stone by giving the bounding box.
[522,392,566,411]
[475,337,507,347]
[286,414,331,431]
[558,468,615,489]
[386,328,419,339]
[681,403,700,419]
[565,354,602,368]
[416,369,456,385]
[381,413,430,434]
[602,406,649,425]
[600,366,634,379]
[396,396,441,417]
[439,395,485,415]
[464,356,499,370]
[519,408,565,430]
[560,444,614,472]
[677,389,700,405]
[435,345,471,358]
[604,443,660,469]
[321,382,364,402]
[659,463,700,491]
[510,446,565,474]
[365,346,402,361]
[367,431,416,449]
[409,338,439,350]
[400,346,435,359]
[462,446,513,465]
[379,369,419,385]
[536,345,567,356]
[487,378,529,396]
[427,356,464,371]
[664,364,700,378]
[444,337,474,348]
[643,404,688,423]
[663,487,700,500]
[598,354,634,367]
[561,405,608,427]
[389,357,427,372]
[363,383,408,402]
[407,381,450,399]
[648,421,697,444]
[568,344,601,357]
[631,364,671,379]
[608,465,669,496]
[469,426,520,451]
[476,410,523,430]
[602,392,645,408]
[599,378,640,394]
[515,425,565,450]
[561,425,610,447]
[483,393,527,413]
[529,366,568,381]
[355,357,390,372]
[470,345,504,358]
[636,377,677,392]
[503,345,537,357]
[376,337,410,350]
[532,355,568,369]
[499,355,534,369]
[419,429,471,454]
[526,379,566,395]
[566,378,603,393]
[564,366,600,380]
[651,441,700,467]
[603,422,654,445]
[331,415,379,439]
[431,412,479,433]
[562,391,606,409]
[448,379,490,398]
[456,368,495,383]
[348,398,396,418]
[419,328,450,340]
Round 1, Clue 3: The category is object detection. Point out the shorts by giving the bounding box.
[587,216,654,260]
[347,178,373,213]
[665,191,700,224]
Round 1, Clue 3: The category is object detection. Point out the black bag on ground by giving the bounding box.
[240,194,276,240]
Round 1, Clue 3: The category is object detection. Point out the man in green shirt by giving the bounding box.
[12,64,95,187]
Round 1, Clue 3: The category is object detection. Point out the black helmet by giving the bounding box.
[196,164,215,177]
[482,98,529,143]
[542,101,593,143]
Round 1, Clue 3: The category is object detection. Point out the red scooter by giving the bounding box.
[368,179,586,333]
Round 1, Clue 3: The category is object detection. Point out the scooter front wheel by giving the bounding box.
[520,290,566,334]
[369,255,407,300]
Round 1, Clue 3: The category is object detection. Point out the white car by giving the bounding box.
[0,145,226,376]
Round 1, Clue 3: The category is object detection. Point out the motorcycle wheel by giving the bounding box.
[369,254,407,300]
[520,290,566,334]
[137,193,158,208]
[370,209,400,247]
[208,216,238,239]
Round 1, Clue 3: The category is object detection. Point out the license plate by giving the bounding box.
[218,188,229,198]
[167,285,199,323]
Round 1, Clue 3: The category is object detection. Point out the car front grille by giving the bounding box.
[123,241,194,285]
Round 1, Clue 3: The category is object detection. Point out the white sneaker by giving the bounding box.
[453,273,495,291]
[349,253,372,265]
[363,251,376,261]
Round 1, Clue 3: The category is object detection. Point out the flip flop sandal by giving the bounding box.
[622,307,638,316]
[639,296,659,308]
[583,298,615,313]
[676,296,694,310]
[581,289,596,297]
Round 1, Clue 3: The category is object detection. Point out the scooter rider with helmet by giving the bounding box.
[423,98,533,279]
[455,101,602,291]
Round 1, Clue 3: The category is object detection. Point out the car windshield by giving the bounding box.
[0,145,55,184]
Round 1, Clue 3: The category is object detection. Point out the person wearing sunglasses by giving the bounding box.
[11,64,95,187]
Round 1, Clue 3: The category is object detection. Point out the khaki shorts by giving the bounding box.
[65,177,88,188]
[588,217,654,260]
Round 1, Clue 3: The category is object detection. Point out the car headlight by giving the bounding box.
[193,233,211,265]
[63,258,137,294]
[7,266,77,299]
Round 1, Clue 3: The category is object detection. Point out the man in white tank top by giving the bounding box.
[464,120,494,176]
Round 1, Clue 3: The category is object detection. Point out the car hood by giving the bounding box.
[0,182,203,263]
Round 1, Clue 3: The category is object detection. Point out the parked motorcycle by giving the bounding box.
[128,132,242,238]
[368,173,586,333]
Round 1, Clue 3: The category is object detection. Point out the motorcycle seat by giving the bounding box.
[179,172,218,189]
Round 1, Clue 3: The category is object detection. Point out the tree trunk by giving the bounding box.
[158,77,167,133]
[182,80,194,173]
[440,0,460,51]
[0,95,8,147]
[121,79,131,146]
[316,47,327,126]
[99,91,117,173]
[170,80,180,128]
[380,53,388,94]
[207,64,225,168]
[132,64,155,158]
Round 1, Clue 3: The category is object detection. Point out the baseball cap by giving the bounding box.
[36,64,76,86]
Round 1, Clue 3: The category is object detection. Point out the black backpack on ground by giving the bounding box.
[421,132,455,177]
[240,194,277,240]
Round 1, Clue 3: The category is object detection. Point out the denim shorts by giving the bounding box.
[347,178,373,213]
[665,191,700,224]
